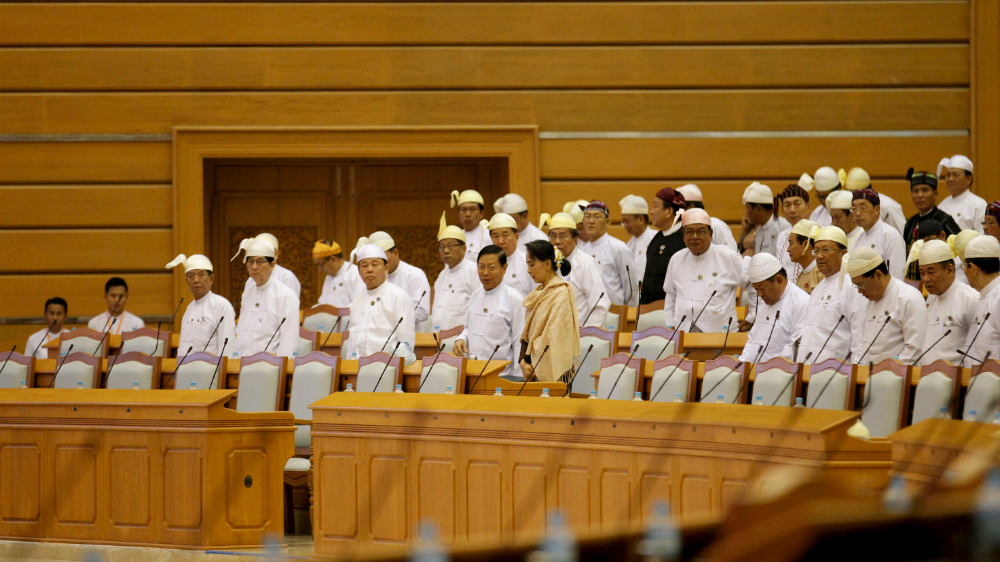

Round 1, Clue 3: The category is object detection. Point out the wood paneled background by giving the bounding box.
[0,0,997,347]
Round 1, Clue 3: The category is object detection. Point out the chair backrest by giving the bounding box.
[603,304,630,332]
[750,357,802,407]
[120,327,170,357]
[174,352,224,389]
[438,326,464,354]
[106,352,161,390]
[60,329,109,357]
[356,352,403,393]
[635,301,667,332]
[699,356,746,403]
[912,360,961,425]
[302,305,347,332]
[419,353,467,394]
[53,352,102,389]
[805,358,856,410]
[596,353,645,400]
[964,360,1000,422]
[297,327,319,358]
[860,359,912,438]
[290,353,340,447]
[574,327,618,395]
[649,355,698,402]
[236,352,288,412]
[0,352,35,388]
[631,326,682,363]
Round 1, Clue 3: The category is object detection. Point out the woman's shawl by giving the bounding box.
[521,275,580,382]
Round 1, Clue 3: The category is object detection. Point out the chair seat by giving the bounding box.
[285,457,311,472]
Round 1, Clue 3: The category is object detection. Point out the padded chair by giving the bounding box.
[631,326,683,363]
[805,358,856,410]
[438,326,464,354]
[174,351,226,390]
[0,352,35,388]
[573,327,619,395]
[297,328,319,358]
[302,305,348,333]
[911,360,961,425]
[355,352,403,393]
[418,353,467,394]
[52,352,102,389]
[595,353,645,400]
[964,360,1000,422]
[120,327,170,357]
[105,351,161,389]
[59,328,109,358]
[604,304,631,332]
[699,356,747,404]
[750,357,802,407]
[649,355,698,403]
[635,300,667,332]
[236,352,289,412]
[860,359,913,438]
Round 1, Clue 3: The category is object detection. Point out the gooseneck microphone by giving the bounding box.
[414,291,427,311]
[30,320,58,359]
[0,345,16,379]
[711,317,735,360]
[581,292,605,327]
[960,312,991,367]
[380,317,404,353]
[48,344,75,388]
[165,297,185,335]
[857,316,892,365]
[911,329,952,366]
[689,290,717,333]
[202,316,225,352]
[655,315,686,361]
[562,344,594,397]
[165,345,195,388]
[625,266,634,307]
[812,314,846,363]
[319,316,342,351]
[374,342,402,392]
[207,338,229,391]
[731,310,780,404]
[768,352,812,406]
[263,318,286,354]
[604,345,640,399]
[517,345,551,396]
[469,344,501,393]
[93,319,117,356]
[806,352,853,408]
[649,351,692,402]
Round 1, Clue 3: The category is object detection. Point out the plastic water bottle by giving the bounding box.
[292,351,298,358]
[588,389,598,399]
[794,397,805,408]
[445,386,454,395]
[993,412,1000,425]
[636,501,680,562]
[673,392,683,403]
[882,474,912,513]
[494,387,503,396]
[344,383,354,392]
[394,384,404,394]
[409,520,447,562]
[537,511,577,562]
[966,409,979,422]
[937,406,950,419]
[633,391,643,402]
[974,469,1000,560]
[754,395,764,406]
[76,381,84,389]
[18,380,27,389]
[716,394,725,404]
[351,351,358,360]
[131,381,139,390]
[541,388,551,398]
[189,381,197,390]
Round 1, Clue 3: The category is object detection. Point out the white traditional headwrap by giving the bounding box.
[815,226,848,247]
[368,231,395,251]
[845,167,871,191]
[676,184,702,202]
[488,213,518,231]
[256,233,279,250]
[563,200,588,224]
[438,211,466,242]
[166,253,214,273]
[493,193,528,214]
[814,167,841,192]
[619,194,649,215]
[846,247,884,278]
[912,239,955,266]
[748,253,783,283]
[231,237,275,262]
[681,208,711,227]
[798,173,815,192]
[351,243,388,264]
[965,235,1000,259]
[825,190,854,211]
[742,182,773,205]
[947,230,980,261]
[948,155,974,175]
[451,189,484,208]
[540,212,577,231]
[936,158,951,178]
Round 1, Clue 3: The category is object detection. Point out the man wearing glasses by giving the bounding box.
[851,189,907,280]
[314,239,364,308]
[167,253,236,357]
[938,155,987,234]
[431,224,479,332]
[233,237,300,358]
[796,226,857,363]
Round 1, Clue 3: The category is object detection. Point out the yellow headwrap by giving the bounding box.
[312,240,341,260]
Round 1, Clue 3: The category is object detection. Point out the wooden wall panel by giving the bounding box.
[0,229,172,273]
[0,143,172,184]
[0,2,968,46]
[1,90,969,135]
[0,185,172,228]
[0,45,969,91]
[0,274,174,318]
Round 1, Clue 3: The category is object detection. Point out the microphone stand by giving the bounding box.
[318,316,343,352]
[959,312,991,367]
[732,310,781,404]
[30,320,58,359]
[768,352,812,406]
[649,351,692,402]
[806,352,853,408]
[92,319,117,356]
[911,329,953,366]
[164,345,194,388]
[468,344,501,394]
[516,345,551,396]
[373,342,402,392]
[153,322,162,356]
[562,344,594,397]
[48,344,75,388]
[812,314,846,363]
[206,338,229,391]
[654,315,686,361]
[263,318,286,354]
[417,341,447,393]
[857,316,892,366]
[688,290,717,334]
[380,318,404,353]
[581,292,605,326]
[604,345,640,399]
[165,297,185,335]
[711,316,735,360]
[625,266,634,307]
[0,345,16,379]
[100,346,126,389]
[202,316,225,352]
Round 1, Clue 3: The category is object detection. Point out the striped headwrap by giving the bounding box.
[585,200,610,217]
[852,188,880,207]
[986,200,1000,220]
[655,187,686,210]
[907,167,937,190]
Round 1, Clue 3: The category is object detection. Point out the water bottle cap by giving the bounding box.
[590,389,597,395]
[346,383,353,389]
[717,394,724,399]
[634,391,641,396]
[396,384,402,389]
[756,395,763,400]
[795,397,803,403]
[20,380,26,385]
[675,392,681,398]
[446,386,453,391]
[542,388,549,394]
[496,387,502,392]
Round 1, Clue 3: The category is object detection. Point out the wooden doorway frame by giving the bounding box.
[172,126,540,303]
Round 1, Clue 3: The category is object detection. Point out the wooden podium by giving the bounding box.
[0,389,294,549]
[308,394,891,558]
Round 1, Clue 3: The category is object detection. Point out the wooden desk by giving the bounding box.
[308,394,891,558]
[0,389,294,549]
[888,418,1000,486]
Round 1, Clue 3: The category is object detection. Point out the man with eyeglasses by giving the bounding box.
[579,200,639,306]
[452,246,525,380]
[851,188,907,280]
[938,155,986,234]
[797,226,856,363]
[233,237,300,357]
[847,247,926,365]
[166,253,236,357]
[314,239,364,308]
[907,239,978,365]
[544,212,609,327]
[826,190,863,251]
[488,213,536,297]
[431,224,479,331]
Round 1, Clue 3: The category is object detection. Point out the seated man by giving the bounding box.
[808,167,842,227]
[242,233,301,298]
[545,212,609,327]
[233,237,300,357]
[847,247,927,365]
[963,235,1000,365]
[346,244,417,365]
[314,239,364,308]
[453,246,525,380]
[739,254,809,363]
[798,226,855,363]
[741,182,790,258]
[938,155,987,233]
[166,253,236,357]
[26,297,69,359]
[908,240,978,365]
[914,220,968,285]
[432,223,479,331]
[87,277,145,334]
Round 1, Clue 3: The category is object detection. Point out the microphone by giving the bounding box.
[649,351,692,402]
[165,345,194,388]
[806,352,853,408]
[0,345,16,379]
[517,344,551,396]
[655,315,686,361]
[857,316,892,365]
[792,337,801,363]
[92,319,117,355]
[48,344,75,388]
[99,296,123,333]
[637,281,643,304]
[581,292,605,326]
[960,312,991,367]
[100,346,126,389]
[562,344,594,397]
[263,318,286,354]
[414,291,427,311]
[689,290,717,333]
[768,352,812,406]
[165,297,185,335]
[319,316,342,352]
[373,342,402,392]
[207,338,229,391]
[711,317,735,360]
[604,345,640,399]
[469,344,501,393]
[30,320,58,359]
[956,349,983,363]
[202,316,225,352]
[417,340,448,393]
[731,310,781,404]
[812,314,846,363]
[911,329,952,366]
[962,351,994,419]
[625,266,634,306]
[379,317,404,353]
